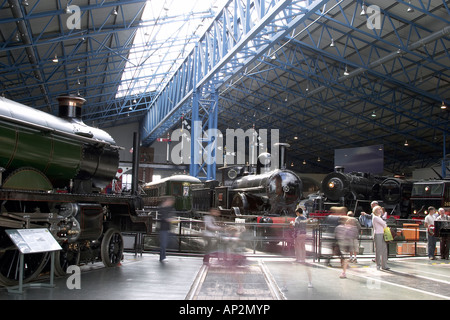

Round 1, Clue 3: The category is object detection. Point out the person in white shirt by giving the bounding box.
[424,206,437,260]
[372,205,389,270]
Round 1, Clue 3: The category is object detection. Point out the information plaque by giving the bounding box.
[5,228,62,253]
[5,228,61,294]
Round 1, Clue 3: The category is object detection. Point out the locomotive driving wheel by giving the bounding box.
[101,228,124,267]
[0,234,50,286]
[54,243,81,276]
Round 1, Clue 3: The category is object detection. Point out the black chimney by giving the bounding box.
[57,95,86,119]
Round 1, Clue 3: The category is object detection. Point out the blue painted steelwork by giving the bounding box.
[141,0,331,179]
[0,0,448,175]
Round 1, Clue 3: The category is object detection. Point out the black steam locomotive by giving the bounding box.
[380,177,415,218]
[320,166,385,213]
[191,145,303,222]
[0,96,150,286]
[302,167,415,219]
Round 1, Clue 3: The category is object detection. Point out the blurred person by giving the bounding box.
[372,205,390,270]
[335,216,358,278]
[291,207,312,287]
[223,225,247,295]
[424,206,437,260]
[436,208,449,260]
[322,215,339,267]
[293,207,307,263]
[346,211,361,263]
[203,208,223,265]
[158,196,175,262]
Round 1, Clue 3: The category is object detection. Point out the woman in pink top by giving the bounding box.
[372,206,390,270]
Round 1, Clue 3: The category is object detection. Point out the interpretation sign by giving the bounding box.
[5,228,61,254]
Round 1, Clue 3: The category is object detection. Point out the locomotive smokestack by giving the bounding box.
[57,95,86,119]
[274,142,290,170]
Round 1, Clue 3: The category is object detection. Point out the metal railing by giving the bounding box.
[123,216,435,260]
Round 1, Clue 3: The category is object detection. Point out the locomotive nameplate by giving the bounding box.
[5,228,61,254]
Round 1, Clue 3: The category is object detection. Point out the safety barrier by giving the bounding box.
[123,216,436,260]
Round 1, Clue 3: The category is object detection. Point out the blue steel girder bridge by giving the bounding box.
[0,0,449,179]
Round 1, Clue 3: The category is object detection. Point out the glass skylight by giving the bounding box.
[116,0,224,99]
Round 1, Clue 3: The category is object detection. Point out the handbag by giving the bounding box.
[384,227,394,242]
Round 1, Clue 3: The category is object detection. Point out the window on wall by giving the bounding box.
[122,174,132,191]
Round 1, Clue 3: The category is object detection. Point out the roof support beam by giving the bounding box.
[140,0,332,147]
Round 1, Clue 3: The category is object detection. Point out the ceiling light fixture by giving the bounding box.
[343,66,350,76]
[360,3,366,15]
[407,1,414,12]
[330,38,335,47]
[52,55,59,63]
[441,101,447,109]
[404,140,409,146]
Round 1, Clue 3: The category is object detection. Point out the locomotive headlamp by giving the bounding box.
[329,181,335,189]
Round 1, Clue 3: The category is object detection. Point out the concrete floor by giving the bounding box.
[1,253,449,301]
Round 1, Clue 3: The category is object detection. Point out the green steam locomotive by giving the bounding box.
[0,95,150,286]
